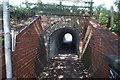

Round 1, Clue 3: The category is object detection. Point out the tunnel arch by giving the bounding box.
[48,27,80,59]
[43,21,83,60]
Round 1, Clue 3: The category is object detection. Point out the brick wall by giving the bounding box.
[0,16,46,79]
[12,17,44,78]
[84,18,119,78]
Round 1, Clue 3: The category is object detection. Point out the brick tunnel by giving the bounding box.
[48,27,80,58]
[50,28,79,54]
[1,16,120,79]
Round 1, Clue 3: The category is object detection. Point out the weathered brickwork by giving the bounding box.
[42,16,86,59]
[12,17,43,78]
[0,17,45,79]
[0,16,119,79]
[86,18,119,78]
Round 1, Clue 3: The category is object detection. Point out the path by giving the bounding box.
[39,54,91,79]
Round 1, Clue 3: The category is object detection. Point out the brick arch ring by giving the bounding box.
[43,21,83,60]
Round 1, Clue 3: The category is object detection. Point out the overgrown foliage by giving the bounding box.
[93,3,120,36]
[10,5,35,19]
[93,5,109,25]
[34,2,82,16]
[109,1,120,35]
[1,1,119,35]
[9,1,93,18]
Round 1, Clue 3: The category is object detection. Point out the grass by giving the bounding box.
[0,38,3,43]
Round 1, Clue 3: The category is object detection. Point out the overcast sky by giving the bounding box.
[0,0,116,10]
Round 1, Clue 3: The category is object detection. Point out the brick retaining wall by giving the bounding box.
[0,17,45,79]
[85,18,119,78]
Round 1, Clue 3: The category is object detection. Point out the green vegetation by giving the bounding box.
[93,4,109,25]
[10,5,35,19]
[8,1,93,19]
[109,1,120,35]
[0,38,3,43]
[109,11,120,35]
[93,2,120,36]
[1,1,119,35]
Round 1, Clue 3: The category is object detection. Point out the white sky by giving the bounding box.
[0,0,117,10]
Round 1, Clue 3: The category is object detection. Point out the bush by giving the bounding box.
[10,5,35,19]
[109,12,120,35]
[93,5,109,25]
[93,4,120,35]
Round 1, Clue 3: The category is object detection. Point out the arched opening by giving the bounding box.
[59,32,75,54]
[48,28,79,58]
[63,33,73,43]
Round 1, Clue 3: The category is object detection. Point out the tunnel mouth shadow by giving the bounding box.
[58,33,77,54]
[48,27,79,59]
[58,42,77,54]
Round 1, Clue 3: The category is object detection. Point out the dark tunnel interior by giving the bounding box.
[48,28,79,58]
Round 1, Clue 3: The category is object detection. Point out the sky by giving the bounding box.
[0,0,117,10]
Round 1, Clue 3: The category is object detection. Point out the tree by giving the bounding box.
[109,1,120,35]
[93,4,109,25]
[115,1,120,12]
[93,4,105,19]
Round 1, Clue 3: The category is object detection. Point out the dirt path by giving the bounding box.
[39,54,91,79]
